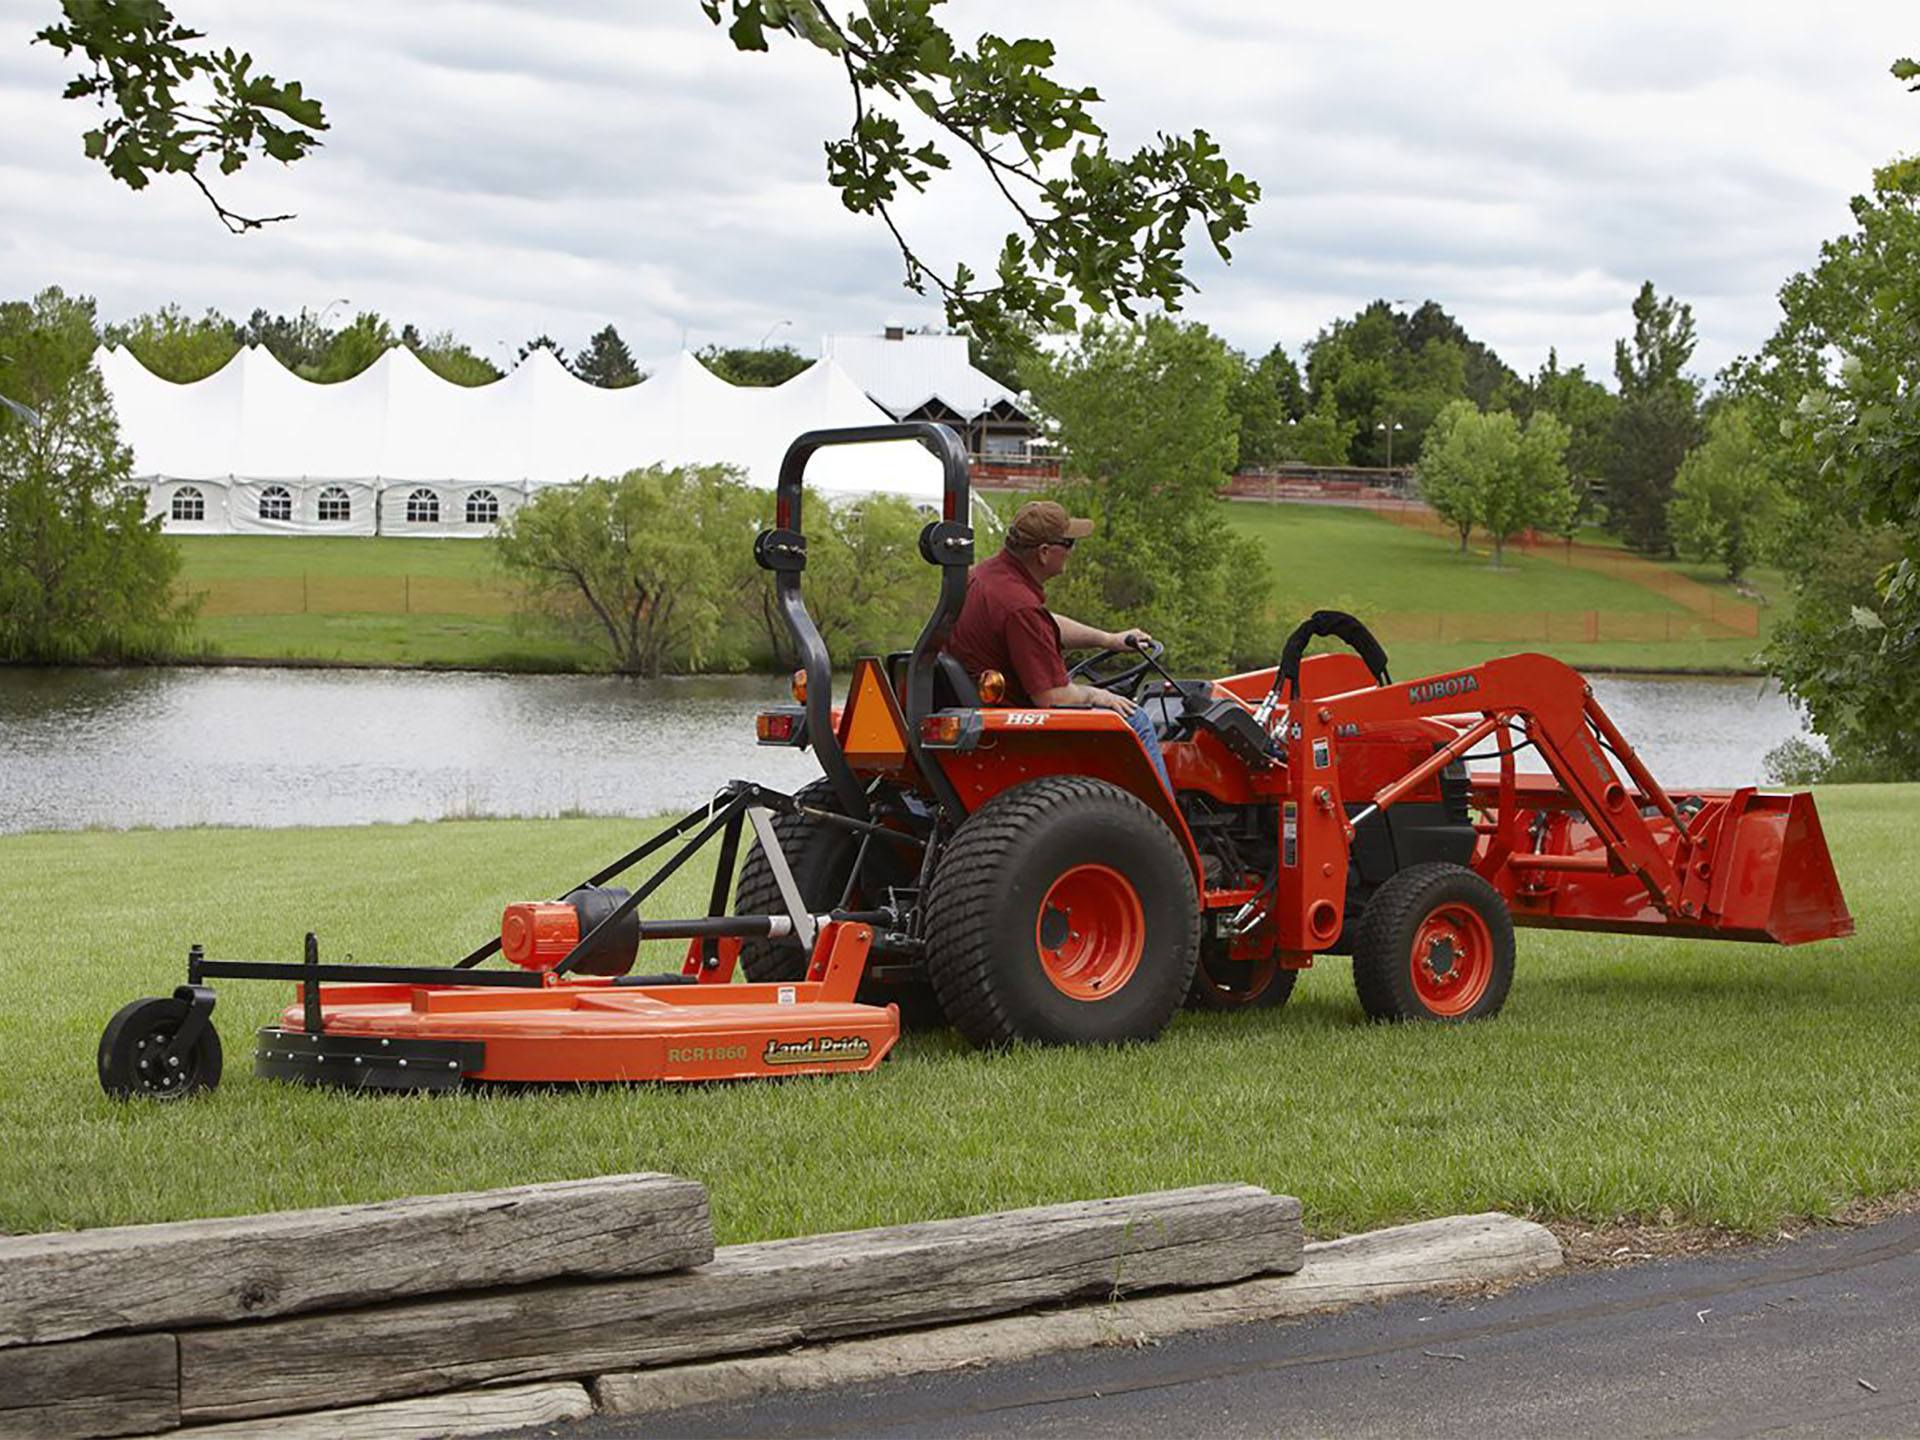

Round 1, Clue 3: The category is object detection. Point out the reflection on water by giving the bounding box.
[0,665,1809,835]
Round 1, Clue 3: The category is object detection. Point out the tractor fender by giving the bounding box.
[926,709,1204,887]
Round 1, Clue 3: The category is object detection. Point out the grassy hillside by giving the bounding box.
[3,787,1907,1242]
[170,508,1784,675]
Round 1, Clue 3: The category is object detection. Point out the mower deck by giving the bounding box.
[260,978,899,1088]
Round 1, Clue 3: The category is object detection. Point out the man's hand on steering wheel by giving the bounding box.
[1065,630,1165,699]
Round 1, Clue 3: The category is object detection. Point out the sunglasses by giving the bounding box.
[1044,537,1077,551]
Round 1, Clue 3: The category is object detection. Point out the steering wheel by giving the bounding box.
[1065,637,1166,700]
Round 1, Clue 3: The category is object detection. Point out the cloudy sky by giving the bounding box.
[0,2,1912,384]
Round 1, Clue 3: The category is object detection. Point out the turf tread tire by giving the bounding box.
[1350,861,1514,1022]
[924,776,1199,1049]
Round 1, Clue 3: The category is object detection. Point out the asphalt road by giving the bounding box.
[539,1209,1920,1439]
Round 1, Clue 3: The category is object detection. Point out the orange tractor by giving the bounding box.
[99,425,1853,1097]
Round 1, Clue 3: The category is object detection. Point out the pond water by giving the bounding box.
[0,665,1811,835]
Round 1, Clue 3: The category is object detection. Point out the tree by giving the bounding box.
[35,0,327,232]
[405,328,503,387]
[105,304,239,381]
[0,287,189,661]
[1416,400,1484,552]
[1735,59,1920,781]
[40,3,1256,340]
[1227,343,1306,469]
[573,325,643,389]
[1667,405,1780,581]
[1525,349,1616,493]
[1024,318,1270,669]
[1605,281,1702,555]
[516,335,570,369]
[307,311,394,383]
[238,307,334,374]
[1301,299,1516,468]
[695,344,811,387]
[1277,394,1358,466]
[1416,401,1575,566]
[495,464,764,676]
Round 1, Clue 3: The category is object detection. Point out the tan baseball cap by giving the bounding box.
[1007,500,1094,549]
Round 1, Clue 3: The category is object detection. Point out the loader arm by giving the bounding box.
[1316,654,1687,918]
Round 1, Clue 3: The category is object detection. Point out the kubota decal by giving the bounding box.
[763,1035,873,1065]
[1408,672,1480,705]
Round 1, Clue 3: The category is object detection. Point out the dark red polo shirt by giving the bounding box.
[945,548,1068,706]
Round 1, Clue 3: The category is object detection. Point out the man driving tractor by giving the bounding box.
[945,499,1172,791]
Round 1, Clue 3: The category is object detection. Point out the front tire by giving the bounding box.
[924,777,1199,1048]
[1351,862,1514,1022]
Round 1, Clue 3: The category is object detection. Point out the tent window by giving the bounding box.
[170,486,205,522]
[465,489,500,525]
[259,485,293,522]
[406,489,440,524]
[317,486,352,522]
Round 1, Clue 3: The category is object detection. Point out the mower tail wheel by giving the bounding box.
[1187,943,1299,1012]
[1351,862,1514,1022]
[98,996,223,1100]
[923,776,1198,1048]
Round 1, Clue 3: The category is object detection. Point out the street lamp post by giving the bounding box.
[316,296,350,329]
[757,319,792,350]
[1375,418,1405,469]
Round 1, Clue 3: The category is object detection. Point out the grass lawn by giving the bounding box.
[3,786,1911,1243]
[174,537,601,669]
[1227,504,1782,675]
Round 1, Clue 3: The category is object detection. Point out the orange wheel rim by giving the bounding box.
[1409,903,1493,1017]
[1034,864,1145,1001]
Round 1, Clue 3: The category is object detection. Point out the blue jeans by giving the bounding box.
[1127,706,1173,796]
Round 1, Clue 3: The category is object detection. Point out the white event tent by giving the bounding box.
[97,344,947,537]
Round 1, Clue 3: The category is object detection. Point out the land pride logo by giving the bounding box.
[763,1035,873,1066]
[1408,672,1480,705]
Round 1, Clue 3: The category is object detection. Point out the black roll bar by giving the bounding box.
[758,424,973,820]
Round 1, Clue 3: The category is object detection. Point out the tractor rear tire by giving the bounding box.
[733,781,941,1025]
[1351,862,1514,1022]
[923,777,1198,1048]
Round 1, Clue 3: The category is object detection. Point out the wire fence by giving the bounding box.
[184,575,520,618]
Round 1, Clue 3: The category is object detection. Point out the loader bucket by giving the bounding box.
[1473,777,1853,946]
[1707,789,1853,945]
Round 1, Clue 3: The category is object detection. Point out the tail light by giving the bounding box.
[756,708,808,746]
[790,668,808,703]
[918,711,982,751]
[977,669,1007,704]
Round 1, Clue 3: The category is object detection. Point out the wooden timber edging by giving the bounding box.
[0,1173,712,1348]
[0,1180,1302,1440]
[136,1212,1563,1440]
[174,1184,1302,1423]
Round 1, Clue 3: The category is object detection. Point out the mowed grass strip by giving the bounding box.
[3,788,1912,1243]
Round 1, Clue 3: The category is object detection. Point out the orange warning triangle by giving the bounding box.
[838,657,909,769]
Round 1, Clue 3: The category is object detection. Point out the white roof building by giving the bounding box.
[821,329,1035,458]
[97,344,946,537]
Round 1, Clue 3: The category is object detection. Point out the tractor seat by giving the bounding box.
[887,652,982,711]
